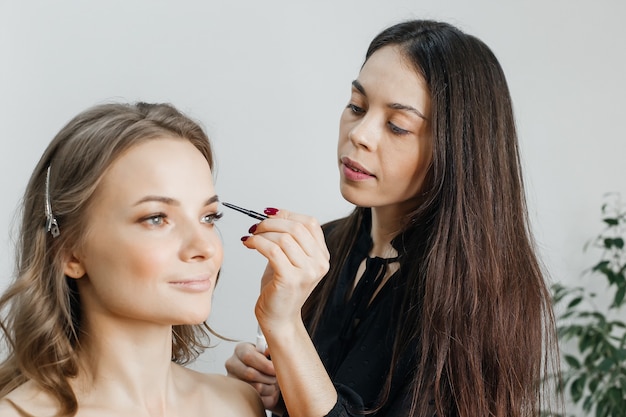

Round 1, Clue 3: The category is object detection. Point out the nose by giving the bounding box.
[179,222,221,262]
[347,114,379,151]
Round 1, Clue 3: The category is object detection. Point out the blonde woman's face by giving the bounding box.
[68,137,223,327]
[338,45,433,216]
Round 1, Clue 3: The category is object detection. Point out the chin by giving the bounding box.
[339,185,374,208]
[177,317,210,326]
[179,305,212,325]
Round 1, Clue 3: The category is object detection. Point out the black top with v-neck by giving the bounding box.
[306,215,420,416]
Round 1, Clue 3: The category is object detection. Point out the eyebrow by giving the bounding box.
[351,79,427,120]
[134,194,219,207]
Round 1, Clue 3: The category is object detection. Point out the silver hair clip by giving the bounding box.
[45,165,60,238]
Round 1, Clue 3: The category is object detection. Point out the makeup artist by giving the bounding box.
[225,19,560,417]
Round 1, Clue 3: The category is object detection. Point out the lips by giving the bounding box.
[169,275,213,292]
[341,157,375,180]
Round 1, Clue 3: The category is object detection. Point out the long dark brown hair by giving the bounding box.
[0,102,218,416]
[303,20,559,417]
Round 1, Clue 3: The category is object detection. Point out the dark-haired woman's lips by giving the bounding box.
[341,157,375,181]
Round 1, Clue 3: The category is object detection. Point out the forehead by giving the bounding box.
[357,45,430,112]
[96,137,214,199]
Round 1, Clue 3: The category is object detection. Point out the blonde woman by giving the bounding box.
[0,102,265,417]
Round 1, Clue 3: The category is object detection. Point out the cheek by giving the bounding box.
[125,245,171,278]
[386,148,429,191]
[87,237,173,282]
[406,154,431,194]
[129,234,190,277]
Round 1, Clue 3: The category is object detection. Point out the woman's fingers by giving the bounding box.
[258,386,282,412]
[246,231,321,271]
[274,209,328,251]
[240,209,330,323]
[225,343,281,409]
[225,342,277,384]
[242,211,329,270]
[247,210,329,258]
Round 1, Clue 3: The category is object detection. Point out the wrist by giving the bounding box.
[257,317,305,348]
[255,300,303,333]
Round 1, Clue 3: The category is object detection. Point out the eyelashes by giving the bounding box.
[202,211,223,225]
[346,103,411,135]
[347,103,365,114]
[388,122,409,135]
[142,213,167,227]
[141,211,223,228]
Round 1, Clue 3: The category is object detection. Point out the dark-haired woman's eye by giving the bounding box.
[388,122,409,135]
[347,103,365,115]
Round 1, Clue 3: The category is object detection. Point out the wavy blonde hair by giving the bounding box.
[0,102,217,416]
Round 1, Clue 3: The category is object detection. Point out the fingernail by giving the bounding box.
[248,224,257,234]
[241,236,249,242]
[264,207,279,216]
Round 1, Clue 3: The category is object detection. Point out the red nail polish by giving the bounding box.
[248,224,257,234]
[264,207,279,216]
[241,236,249,242]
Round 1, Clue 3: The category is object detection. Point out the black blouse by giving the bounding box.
[286,215,419,416]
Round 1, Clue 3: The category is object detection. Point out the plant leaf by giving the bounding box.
[564,354,581,369]
[612,284,625,308]
[567,297,583,309]
[596,357,614,372]
[570,375,586,403]
[592,260,610,273]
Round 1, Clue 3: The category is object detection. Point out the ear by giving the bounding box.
[63,252,86,279]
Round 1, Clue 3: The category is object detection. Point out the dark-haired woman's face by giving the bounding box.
[338,45,432,216]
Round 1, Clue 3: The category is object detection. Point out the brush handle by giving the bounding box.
[222,202,268,221]
[255,325,268,353]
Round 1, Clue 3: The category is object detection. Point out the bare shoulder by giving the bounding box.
[0,380,58,416]
[0,398,22,417]
[179,367,265,417]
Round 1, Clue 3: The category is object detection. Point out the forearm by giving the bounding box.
[261,319,337,417]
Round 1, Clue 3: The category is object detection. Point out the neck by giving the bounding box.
[74,314,178,413]
[369,206,405,258]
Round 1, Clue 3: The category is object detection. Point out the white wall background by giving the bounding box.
[1,0,625,413]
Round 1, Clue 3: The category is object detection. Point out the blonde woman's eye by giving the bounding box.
[202,211,223,225]
[142,214,166,227]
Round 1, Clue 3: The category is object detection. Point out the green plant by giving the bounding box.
[552,194,626,417]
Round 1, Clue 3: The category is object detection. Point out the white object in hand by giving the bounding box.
[255,325,268,353]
